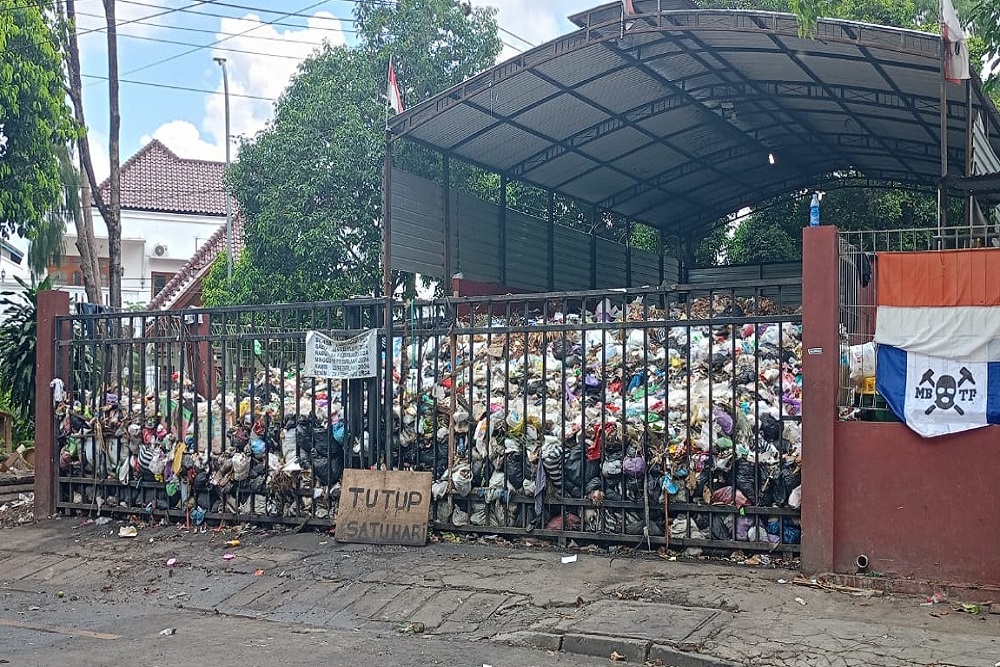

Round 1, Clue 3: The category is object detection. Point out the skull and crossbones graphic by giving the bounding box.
[920,367,975,415]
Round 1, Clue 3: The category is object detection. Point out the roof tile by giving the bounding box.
[96,139,226,216]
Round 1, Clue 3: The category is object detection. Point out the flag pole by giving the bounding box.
[382,125,394,467]
[382,55,392,465]
[385,54,393,131]
[938,3,948,243]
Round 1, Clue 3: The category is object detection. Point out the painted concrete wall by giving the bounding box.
[58,207,223,307]
[834,421,1000,585]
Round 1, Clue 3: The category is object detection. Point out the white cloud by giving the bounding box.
[78,0,183,64]
[139,11,346,167]
[489,1,578,61]
[140,120,223,162]
[83,127,110,184]
[204,12,348,150]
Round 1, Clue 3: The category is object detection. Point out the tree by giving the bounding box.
[785,0,998,87]
[101,0,123,309]
[701,183,942,264]
[969,0,1000,86]
[26,143,76,276]
[0,276,53,429]
[0,1,77,240]
[58,0,102,303]
[203,0,502,306]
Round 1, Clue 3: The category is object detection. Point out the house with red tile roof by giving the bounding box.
[48,139,241,309]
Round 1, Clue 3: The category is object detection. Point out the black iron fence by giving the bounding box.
[51,282,803,553]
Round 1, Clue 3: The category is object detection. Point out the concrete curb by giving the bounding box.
[649,643,741,667]
[562,634,650,663]
[493,630,739,667]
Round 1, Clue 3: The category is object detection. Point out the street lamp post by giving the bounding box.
[214,56,233,282]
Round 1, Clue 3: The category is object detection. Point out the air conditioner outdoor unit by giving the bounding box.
[153,244,167,257]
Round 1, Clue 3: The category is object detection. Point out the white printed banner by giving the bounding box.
[304,329,378,379]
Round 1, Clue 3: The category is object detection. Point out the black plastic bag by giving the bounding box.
[564,443,598,498]
[308,449,344,486]
[759,413,782,441]
[503,452,526,490]
[734,459,763,505]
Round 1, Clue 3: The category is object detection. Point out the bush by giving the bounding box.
[0,276,52,442]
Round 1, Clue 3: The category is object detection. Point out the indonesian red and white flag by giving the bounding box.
[387,56,404,114]
[622,0,637,17]
[941,0,970,83]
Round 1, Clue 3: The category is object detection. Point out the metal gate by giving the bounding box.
[51,281,802,554]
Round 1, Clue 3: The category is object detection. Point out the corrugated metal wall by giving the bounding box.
[391,169,679,291]
[686,261,803,304]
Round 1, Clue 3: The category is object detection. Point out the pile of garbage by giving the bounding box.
[0,493,34,528]
[404,295,803,547]
[54,294,803,548]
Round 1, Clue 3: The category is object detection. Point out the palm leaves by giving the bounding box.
[0,276,52,426]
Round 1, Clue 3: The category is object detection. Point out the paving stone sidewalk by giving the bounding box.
[2,519,998,667]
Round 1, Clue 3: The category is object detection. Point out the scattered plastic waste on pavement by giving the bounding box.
[118,526,138,538]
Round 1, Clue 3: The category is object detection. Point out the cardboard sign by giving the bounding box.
[304,330,378,379]
[335,469,432,546]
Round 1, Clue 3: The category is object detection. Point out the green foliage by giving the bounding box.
[205,0,502,306]
[783,0,997,87]
[27,143,76,276]
[631,223,659,253]
[0,1,77,239]
[0,387,32,447]
[970,0,1000,88]
[700,184,940,265]
[0,276,52,431]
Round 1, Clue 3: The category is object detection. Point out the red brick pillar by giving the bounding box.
[196,313,214,401]
[34,290,70,519]
[801,226,840,574]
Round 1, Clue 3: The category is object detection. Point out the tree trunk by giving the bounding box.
[60,0,102,304]
[75,178,103,303]
[103,0,122,310]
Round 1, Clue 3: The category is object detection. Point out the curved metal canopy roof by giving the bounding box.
[388,1,1000,238]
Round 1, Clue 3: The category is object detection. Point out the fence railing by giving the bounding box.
[50,281,803,553]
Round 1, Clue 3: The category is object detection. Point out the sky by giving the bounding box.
[74,0,587,181]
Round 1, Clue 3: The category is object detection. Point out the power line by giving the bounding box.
[75,9,342,45]
[121,0,377,22]
[119,0,332,77]
[104,25,330,60]
[116,0,359,32]
[499,26,535,48]
[81,72,277,101]
[74,0,213,39]
[114,0,537,53]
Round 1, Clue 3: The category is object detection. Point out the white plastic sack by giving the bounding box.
[848,342,877,383]
[232,452,250,482]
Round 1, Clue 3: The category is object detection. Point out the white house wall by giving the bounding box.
[57,207,225,308]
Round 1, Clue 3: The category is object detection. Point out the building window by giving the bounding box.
[151,271,174,298]
[73,271,82,286]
